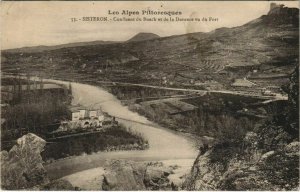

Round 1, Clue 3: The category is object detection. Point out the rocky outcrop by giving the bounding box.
[183,133,299,190]
[183,67,299,190]
[39,179,75,190]
[286,67,299,137]
[102,160,177,190]
[102,160,146,190]
[144,162,175,190]
[1,133,49,190]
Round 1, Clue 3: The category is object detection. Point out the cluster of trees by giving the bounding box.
[2,91,71,142]
[42,125,148,160]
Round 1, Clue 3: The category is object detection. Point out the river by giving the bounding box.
[38,80,199,180]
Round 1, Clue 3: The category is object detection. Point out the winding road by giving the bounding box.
[44,80,199,179]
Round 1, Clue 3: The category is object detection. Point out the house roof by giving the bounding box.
[69,106,85,113]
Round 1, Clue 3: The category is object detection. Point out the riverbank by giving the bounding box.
[40,79,198,180]
[62,159,194,190]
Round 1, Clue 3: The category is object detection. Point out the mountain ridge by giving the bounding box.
[3,32,161,53]
[3,5,298,54]
[4,40,120,53]
[2,5,298,92]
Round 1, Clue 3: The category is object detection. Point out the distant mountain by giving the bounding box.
[127,33,160,42]
[5,40,119,53]
[2,5,298,89]
[4,32,160,53]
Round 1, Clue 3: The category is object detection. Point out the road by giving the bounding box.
[95,80,287,100]
[96,80,208,93]
[44,80,199,179]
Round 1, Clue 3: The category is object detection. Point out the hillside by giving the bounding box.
[1,5,299,92]
[183,67,299,190]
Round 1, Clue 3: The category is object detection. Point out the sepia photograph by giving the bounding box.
[0,0,299,190]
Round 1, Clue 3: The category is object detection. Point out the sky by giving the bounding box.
[1,1,299,49]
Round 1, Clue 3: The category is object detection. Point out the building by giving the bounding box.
[89,110,97,118]
[231,78,257,88]
[270,3,284,11]
[70,106,105,122]
[50,107,118,135]
[97,111,105,121]
[70,107,86,121]
[71,111,80,121]
[79,109,88,119]
[268,3,298,16]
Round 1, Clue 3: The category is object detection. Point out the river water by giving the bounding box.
[43,80,198,179]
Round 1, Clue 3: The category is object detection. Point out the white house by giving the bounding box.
[71,111,80,121]
[70,106,106,124]
[79,109,88,119]
[89,110,98,118]
[98,111,105,121]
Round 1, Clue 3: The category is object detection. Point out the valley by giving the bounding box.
[0,3,299,191]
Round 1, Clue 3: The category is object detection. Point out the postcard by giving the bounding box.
[1,1,299,190]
